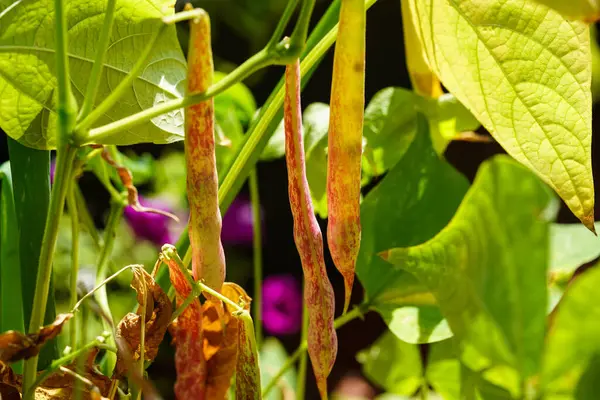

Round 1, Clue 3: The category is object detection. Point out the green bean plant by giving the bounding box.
[1,0,600,398]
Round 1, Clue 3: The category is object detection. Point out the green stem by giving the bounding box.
[67,178,80,349]
[74,24,168,137]
[77,0,117,122]
[74,183,102,246]
[290,0,317,51]
[261,305,367,398]
[266,0,300,49]
[162,8,206,25]
[21,145,77,395]
[71,265,137,313]
[249,169,263,347]
[297,301,309,399]
[94,200,125,374]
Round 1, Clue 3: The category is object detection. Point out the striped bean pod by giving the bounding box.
[285,60,337,399]
[185,8,226,292]
[235,310,261,400]
[327,0,366,313]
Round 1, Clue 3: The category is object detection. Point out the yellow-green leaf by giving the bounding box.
[407,0,595,229]
[531,0,600,22]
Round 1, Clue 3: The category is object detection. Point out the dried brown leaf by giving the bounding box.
[114,267,172,378]
[101,148,179,222]
[0,314,73,363]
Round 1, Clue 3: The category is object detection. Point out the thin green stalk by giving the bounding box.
[22,145,77,395]
[261,305,367,398]
[74,183,102,246]
[75,24,168,136]
[266,0,300,49]
[290,0,317,51]
[249,169,263,347]
[162,8,206,25]
[67,178,80,349]
[94,200,126,374]
[77,0,117,121]
[297,301,309,399]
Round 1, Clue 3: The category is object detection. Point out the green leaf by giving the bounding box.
[357,114,469,344]
[0,0,186,149]
[0,161,24,374]
[6,138,58,369]
[362,88,479,179]
[426,340,461,400]
[382,156,555,380]
[530,0,600,22]
[407,0,595,228]
[260,337,297,400]
[550,222,600,275]
[542,265,600,393]
[357,330,423,395]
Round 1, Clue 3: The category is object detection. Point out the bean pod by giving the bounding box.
[235,310,261,400]
[185,8,225,292]
[327,0,366,313]
[285,60,337,399]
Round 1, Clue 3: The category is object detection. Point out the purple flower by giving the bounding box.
[221,196,264,246]
[262,274,302,335]
[124,196,179,247]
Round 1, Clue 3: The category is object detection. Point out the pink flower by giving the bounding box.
[124,196,178,246]
[262,274,302,335]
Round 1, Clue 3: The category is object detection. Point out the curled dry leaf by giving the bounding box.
[100,147,179,222]
[114,266,172,378]
[0,350,113,400]
[235,310,261,400]
[0,313,73,363]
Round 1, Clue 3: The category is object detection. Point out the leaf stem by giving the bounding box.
[77,0,117,122]
[21,144,77,395]
[94,200,126,374]
[67,177,80,349]
[162,8,206,25]
[249,169,263,347]
[266,0,300,49]
[74,24,168,137]
[71,265,138,313]
[261,304,368,397]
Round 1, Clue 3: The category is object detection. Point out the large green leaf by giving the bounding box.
[357,330,423,395]
[357,114,469,344]
[0,0,185,149]
[406,0,594,228]
[550,222,600,275]
[0,161,24,374]
[542,265,600,394]
[6,138,58,369]
[382,156,555,380]
[530,0,600,22]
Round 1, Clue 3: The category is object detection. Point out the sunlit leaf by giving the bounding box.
[0,0,185,149]
[530,0,600,22]
[356,114,469,344]
[382,156,555,380]
[406,0,595,228]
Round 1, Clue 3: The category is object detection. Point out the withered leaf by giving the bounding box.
[203,283,251,400]
[0,352,113,400]
[100,148,178,222]
[0,313,73,363]
[114,267,172,378]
